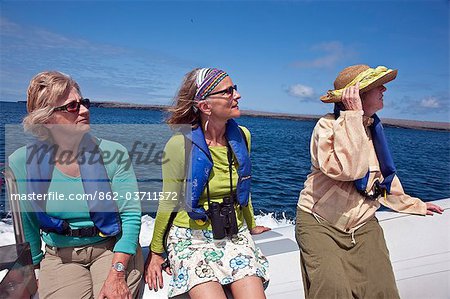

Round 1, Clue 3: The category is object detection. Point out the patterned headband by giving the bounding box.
[194,68,229,101]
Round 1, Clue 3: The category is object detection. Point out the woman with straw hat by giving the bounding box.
[295,65,443,298]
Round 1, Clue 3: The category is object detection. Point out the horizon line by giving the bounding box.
[2,100,449,131]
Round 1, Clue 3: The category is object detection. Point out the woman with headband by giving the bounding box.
[145,68,270,298]
[295,65,443,298]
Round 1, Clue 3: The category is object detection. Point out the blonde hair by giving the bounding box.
[22,71,81,139]
[166,69,201,126]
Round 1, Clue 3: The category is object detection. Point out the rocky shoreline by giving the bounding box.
[89,101,450,132]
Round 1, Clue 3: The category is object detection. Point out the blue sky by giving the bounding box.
[1,1,448,122]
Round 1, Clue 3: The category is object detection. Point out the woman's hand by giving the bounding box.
[426,203,444,215]
[341,82,363,111]
[97,270,130,299]
[144,251,172,292]
[250,226,271,235]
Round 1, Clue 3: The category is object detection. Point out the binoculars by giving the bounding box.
[208,196,238,239]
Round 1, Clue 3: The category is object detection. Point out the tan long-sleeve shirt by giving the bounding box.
[297,110,427,233]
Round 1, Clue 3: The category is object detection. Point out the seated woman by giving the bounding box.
[295,65,444,298]
[145,68,270,298]
[8,71,143,298]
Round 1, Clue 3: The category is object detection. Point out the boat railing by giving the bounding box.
[1,166,37,298]
[3,166,25,244]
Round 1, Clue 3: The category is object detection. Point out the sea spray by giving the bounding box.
[0,220,15,246]
[0,212,295,247]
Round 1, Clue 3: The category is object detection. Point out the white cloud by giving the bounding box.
[0,17,22,35]
[287,84,315,99]
[420,97,440,108]
[399,94,449,115]
[0,17,193,103]
[292,41,356,69]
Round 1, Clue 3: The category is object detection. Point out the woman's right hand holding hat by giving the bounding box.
[341,82,363,111]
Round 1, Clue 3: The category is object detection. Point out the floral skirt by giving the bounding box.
[166,225,270,297]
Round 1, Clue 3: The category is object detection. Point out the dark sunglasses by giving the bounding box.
[53,98,91,113]
[207,85,237,97]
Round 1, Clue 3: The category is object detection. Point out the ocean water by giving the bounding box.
[1,101,450,223]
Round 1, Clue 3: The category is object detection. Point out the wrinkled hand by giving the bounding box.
[97,270,130,299]
[250,226,271,235]
[426,203,444,215]
[144,251,172,292]
[341,82,363,111]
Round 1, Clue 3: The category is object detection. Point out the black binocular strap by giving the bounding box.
[227,142,234,200]
[206,141,234,208]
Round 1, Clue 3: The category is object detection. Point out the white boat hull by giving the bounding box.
[143,198,450,298]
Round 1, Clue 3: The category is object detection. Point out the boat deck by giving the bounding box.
[143,198,450,298]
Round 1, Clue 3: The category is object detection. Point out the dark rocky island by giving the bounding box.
[7,100,449,132]
[89,101,450,132]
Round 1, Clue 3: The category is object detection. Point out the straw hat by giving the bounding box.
[321,64,398,103]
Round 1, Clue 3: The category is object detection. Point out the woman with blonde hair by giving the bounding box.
[9,71,143,298]
[145,68,270,298]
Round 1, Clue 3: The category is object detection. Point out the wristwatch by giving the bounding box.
[112,262,126,273]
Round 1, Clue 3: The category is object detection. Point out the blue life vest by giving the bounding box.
[334,108,396,195]
[25,134,121,237]
[183,119,251,221]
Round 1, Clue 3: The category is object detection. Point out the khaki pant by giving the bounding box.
[295,208,400,299]
[39,238,143,299]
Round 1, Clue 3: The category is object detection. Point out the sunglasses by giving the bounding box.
[207,85,237,97]
[53,98,91,113]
